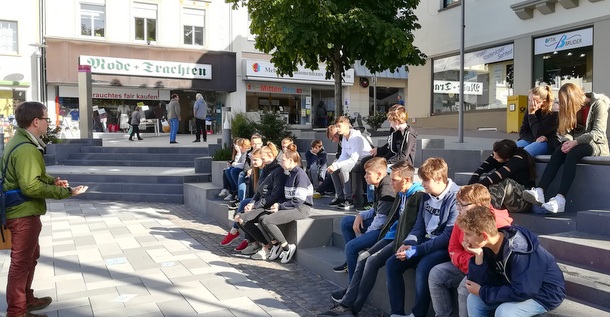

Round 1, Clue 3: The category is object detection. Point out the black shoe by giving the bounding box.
[129,138,134,141]
[170,141,178,144]
[355,203,373,211]
[317,303,356,316]
[336,200,353,210]
[333,262,348,273]
[331,289,347,304]
[138,138,143,140]
[193,139,201,142]
[329,198,345,207]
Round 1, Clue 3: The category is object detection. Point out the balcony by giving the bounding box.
[511,0,602,20]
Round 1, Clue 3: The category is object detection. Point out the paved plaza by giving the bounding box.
[0,200,383,317]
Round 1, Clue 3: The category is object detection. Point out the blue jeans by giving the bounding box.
[467,294,547,317]
[169,118,179,142]
[386,249,450,316]
[345,228,381,281]
[516,139,550,158]
[225,167,242,193]
[340,216,373,247]
[341,239,393,313]
[428,261,468,317]
[237,171,248,201]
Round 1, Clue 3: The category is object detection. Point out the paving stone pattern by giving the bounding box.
[0,201,384,317]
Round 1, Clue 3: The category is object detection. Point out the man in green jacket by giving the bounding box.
[2,101,88,317]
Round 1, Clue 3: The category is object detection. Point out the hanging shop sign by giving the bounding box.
[245,60,354,84]
[434,44,514,72]
[59,86,171,100]
[534,28,593,55]
[79,55,212,80]
[433,80,484,96]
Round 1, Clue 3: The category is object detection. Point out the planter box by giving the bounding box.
[211,161,227,187]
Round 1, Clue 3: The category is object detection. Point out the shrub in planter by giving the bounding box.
[212,146,233,161]
[364,112,387,132]
[231,113,257,139]
[255,111,295,146]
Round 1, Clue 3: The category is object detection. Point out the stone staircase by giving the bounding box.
[46,139,212,204]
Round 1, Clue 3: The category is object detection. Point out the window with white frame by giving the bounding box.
[0,20,18,54]
[134,2,157,42]
[183,8,205,46]
[81,4,105,37]
[444,0,460,8]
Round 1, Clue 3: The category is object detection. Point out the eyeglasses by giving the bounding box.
[38,117,51,123]
[456,202,473,208]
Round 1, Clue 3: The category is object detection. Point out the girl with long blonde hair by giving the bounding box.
[516,85,559,157]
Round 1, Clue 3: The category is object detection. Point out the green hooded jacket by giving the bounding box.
[2,128,71,219]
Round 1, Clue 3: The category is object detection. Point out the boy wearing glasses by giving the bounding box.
[458,206,565,317]
[428,184,513,317]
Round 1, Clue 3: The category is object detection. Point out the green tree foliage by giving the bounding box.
[226,0,427,117]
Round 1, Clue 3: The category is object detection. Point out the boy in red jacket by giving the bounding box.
[428,184,513,317]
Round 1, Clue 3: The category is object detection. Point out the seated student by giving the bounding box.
[306,139,328,191]
[219,138,251,202]
[219,143,277,249]
[252,144,314,263]
[352,104,417,209]
[517,85,559,157]
[218,138,240,199]
[276,137,294,166]
[318,161,424,317]
[428,184,513,317]
[332,157,396,277]
[386,157,459,317]
[468,139,536,213]
[231,133,264,209]
[234,143,287,256]
[327,116,372,209]
[524,83,609,213]
[458,206,566,317]
[314,125,342,198]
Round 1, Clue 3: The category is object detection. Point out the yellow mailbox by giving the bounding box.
[506,95,528,133]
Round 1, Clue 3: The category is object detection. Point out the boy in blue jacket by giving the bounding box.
[385,157,459,317]
[459,206,566,317]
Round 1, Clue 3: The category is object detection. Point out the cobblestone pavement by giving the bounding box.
[159,202,386,317]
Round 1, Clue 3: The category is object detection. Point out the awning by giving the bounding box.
[0,80,30,88]
[353,61,408,80]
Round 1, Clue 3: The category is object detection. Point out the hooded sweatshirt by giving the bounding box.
[468,226,566,311]
[330,128,372,170]
[251,160,287,209]
[279,166,314,210]
[381,182,424,241]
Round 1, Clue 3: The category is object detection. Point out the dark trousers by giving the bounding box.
[351,155,373,207]
[129,124,141,139]
[538,144,594,196]
[6,216,42,317]
[194,118,206,141]
[238,208,271,244]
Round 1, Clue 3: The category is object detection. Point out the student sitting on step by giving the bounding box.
[517,85,559,157]
[313,125,342,198]
[305,139,328,191]
[458,206,565,317]
[234,142,287,257]
[318,161,424,317]
[468,139,536,213]
[249,144,313,263]
[231,133,264,210]
[428,184,513,317]
[218,138,251,202]
[523,83,610,214]
[331,157,396,279]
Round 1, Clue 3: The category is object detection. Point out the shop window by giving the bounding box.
[369,87,400,116]
[134,2,157,42]
[183,8,205,46]
[80,4,105,37]
[443,0,460,8]
[432,44,514,114]
[0,20,17,54]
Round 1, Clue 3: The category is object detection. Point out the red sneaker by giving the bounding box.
[234,239,249,251]
[220,231,240,246]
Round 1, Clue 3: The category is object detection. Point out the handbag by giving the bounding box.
[0,141,31,250]
[127,125,133,135]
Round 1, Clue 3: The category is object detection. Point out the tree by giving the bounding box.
[227,0,427,117]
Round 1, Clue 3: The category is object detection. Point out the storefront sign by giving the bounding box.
[59,86,171,100]
[246,83,311,95]
[534,28,593,55]
[434,44,514,72]
[79,55,212,80]
[433,80,484,95]
[245,60,354,84]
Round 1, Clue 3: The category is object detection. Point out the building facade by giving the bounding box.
[407,0,610,132]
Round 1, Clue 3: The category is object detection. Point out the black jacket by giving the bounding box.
[376,125,417,165]
[519,109,559,150]
[251,160,287,209]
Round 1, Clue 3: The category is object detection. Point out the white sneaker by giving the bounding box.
[251,248,270,260]
[224,194,234,201]
[268,245,282,261]
[542,195,566,213]
[218,188,229,197]
[279,244,296,263]
[522,187,544,206]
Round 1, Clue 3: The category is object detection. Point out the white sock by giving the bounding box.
[229,228,238,235]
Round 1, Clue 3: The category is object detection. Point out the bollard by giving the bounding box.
[221,107,232,149]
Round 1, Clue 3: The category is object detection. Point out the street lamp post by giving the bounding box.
[458,0,465,143]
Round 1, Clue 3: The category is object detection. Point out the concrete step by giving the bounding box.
[67,152,206,161]
[558,261,610,310]
[60,159,195,167]
[544,298,610,316]
[71,181,183,195]
[79,146,210,154]
[71,191,183,204]
[539,231,610,273]
[510,212,577,235]
[577,210,610,238]
[194,156,212,174]
[51,173,190,184]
